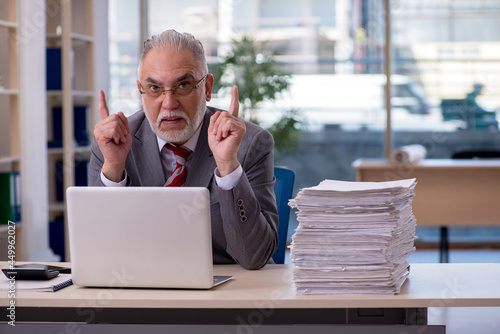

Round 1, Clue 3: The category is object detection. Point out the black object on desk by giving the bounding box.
[2,264,70,280]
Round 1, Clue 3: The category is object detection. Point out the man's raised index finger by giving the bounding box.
[99,89,110,120]
[229,85,239,118]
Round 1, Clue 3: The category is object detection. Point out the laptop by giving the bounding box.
[66,187,232,289]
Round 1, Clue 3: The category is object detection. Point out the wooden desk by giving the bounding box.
[352,159,500,227]
[1,263,500,333]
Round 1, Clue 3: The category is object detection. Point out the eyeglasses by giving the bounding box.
[140,74,209,99]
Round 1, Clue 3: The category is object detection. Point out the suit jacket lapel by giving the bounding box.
[185,109,216,188]
[131,116,166,186]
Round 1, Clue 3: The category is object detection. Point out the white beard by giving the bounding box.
[144,98,205,144]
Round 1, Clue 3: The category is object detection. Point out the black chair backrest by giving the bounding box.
[452,150,500,159]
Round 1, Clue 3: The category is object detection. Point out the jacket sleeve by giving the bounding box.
[88,139,106,186]
[216,128,279,270]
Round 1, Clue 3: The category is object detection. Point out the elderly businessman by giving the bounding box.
[88,29,278,270]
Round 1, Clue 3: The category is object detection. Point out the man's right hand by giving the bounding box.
[94,90,132,183]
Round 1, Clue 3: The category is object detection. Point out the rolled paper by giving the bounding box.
[390,144,427,164]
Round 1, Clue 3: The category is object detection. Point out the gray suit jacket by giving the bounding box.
[88,106,279,269]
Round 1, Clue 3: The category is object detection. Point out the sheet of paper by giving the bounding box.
[0,273,72,292]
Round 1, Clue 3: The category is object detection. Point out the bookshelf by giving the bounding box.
[46,0,96,213]
[0,0,108,261]
[45,0,108,261]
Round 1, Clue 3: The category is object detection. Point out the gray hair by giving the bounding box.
[137,29,207,77]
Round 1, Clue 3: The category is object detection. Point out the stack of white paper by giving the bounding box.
[289,178,417,295]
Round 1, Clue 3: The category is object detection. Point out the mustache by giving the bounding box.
[156,110,189,126]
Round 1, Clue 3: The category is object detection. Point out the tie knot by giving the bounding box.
[166,144,191,163]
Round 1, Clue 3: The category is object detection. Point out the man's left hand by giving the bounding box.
[208,86,246,177]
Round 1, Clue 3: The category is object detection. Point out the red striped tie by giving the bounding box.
[164,144,191,187]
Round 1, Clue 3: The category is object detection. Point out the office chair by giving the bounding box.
[436,150,500,263]
[272,167,295,264]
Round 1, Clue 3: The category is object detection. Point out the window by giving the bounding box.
[108,0,500,177]
[108,0,142,116]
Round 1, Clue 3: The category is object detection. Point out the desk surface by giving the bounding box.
[2,263,500,309]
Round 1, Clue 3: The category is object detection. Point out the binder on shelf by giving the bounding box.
[46,48,74,90]
[48,105,89,148]
[46,48,62,90]
[50,215,66,260]
[54,159,89,202]
[0,172,21,224]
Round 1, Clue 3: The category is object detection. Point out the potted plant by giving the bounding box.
[211,35,306,154]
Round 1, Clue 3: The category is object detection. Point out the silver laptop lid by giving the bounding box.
[66,187,214,289]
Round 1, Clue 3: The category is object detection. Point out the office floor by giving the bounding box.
[284,247,500,334]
